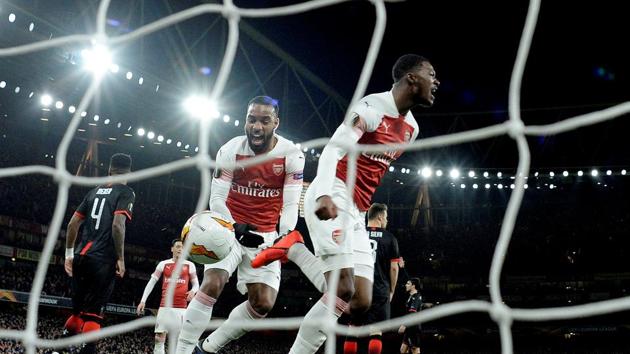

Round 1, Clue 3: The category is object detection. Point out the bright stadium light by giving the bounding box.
[185,144,190,149]
[0,81,6,88]
[562,170,569,177]
[138,77,144,85]
[460,184,466,189]
[497,172,503,178]
[606,169,612,176]
[126,71,133,80]
[9,13,16,23]
[147,131,155,140]
[166,139,172,144]
[93,115,99,122]
[388,166,395,172]
[421,167,432,178]
[29,23,35,32]
[68,106,76,113]
[104,119,110,125]
[498,184,504,189]
[449,169,460,179]
[137,128,145,136]
[549,171,555,177]
[223,114,230,123]
[534,172,539,177]
[40,94,53,106]
[591,169,598,177]
[436,169,443,177]
[183,95,220,121]
[55,101,64,109]
[82,45,112,75]
[468,171,475,178]
[14,86,20,93]
[157,135,164,142]
[485,183,491,189]
[510,184,515,189]
[473,183,478,189]
[577,170,584,176]
[483,171,489,178]
[622,169,627,175]
[110,64,120,73]
[234,120,240,127]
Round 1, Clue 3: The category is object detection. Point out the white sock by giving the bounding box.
[288,243,327,293]
[289,293,348,354]
[176,292,216,354]
[202,301,264,352]
[154,340,165,354]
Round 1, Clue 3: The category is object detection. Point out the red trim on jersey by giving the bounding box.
[74,211,85,219]
[79,241,93,255]
[114,210,132,221]
[390,258,401,263]
[408,309,417,313]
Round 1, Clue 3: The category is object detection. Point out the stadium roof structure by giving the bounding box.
[0,0,628,171]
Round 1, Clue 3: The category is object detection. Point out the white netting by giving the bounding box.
[2,0,630,353]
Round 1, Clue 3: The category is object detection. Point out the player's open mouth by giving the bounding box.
[251,136,264,145]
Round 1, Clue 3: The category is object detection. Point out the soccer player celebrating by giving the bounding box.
[137,239,200,354]
[274,54,440,353]
[398,278,424,354]
[176,96,326,354]
[63,153,135,354]
[343,203,400,354]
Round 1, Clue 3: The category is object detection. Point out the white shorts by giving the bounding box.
[204,230,281,294]
[155,307,186,333]
[304,178,374,282]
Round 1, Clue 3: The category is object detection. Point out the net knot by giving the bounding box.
[506,120,525,139]
[197,154,213,170]
[222,2,240,21]
[489,302,512,325]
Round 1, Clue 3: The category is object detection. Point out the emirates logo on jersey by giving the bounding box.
[332,229,344,245]
[272,163,284,176]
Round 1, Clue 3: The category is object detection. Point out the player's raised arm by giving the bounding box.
[209,146,236,222]
[279,149,305,235]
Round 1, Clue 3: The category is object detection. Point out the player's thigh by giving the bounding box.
[366,296,389,324]
[352,216,374,284]
[155,307,185,333]
[82,257,116,313]
[203,242,243,288]
[238,233,281,295]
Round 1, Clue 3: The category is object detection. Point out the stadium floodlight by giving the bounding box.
[29,23,34,32]
[40,94,53,106]
[157,135,164,142]
[483,171,489,178]
[460,184,466,189]
[234,120,240,126]
[183,95,220,121]
[497,172,503,178]
[485,183,491,189]
[591,169,598,177]
[14,86,20,93]
[606,169,612,176]
[93,115,99,122]
[126,71,133,80]
[498,184,504,189]
[138,77,144,85]
[473,183,478,189]
[166,139,172,145]
[81,111,87,117]
[549,184,555,189]
[195,147,199,152]
[185,144,190,149]
[110,64,119,73]
[468,171,475,178]
[388,166,395,172]
[510,184,515,189]
[9,13,16,23]
[436,169,443,177]
[147,131,155,140]
[0,81,6,89]
[421,167,432,178]
[137,128,145,136]
[55,101,64,109]
[176,141,182,147]
[577,170,584,176]
[68,106,76,114]
[549,171,555,177]
[82,45,112,75]
[524,184,529,189]
[562,171,569,177]
[449,168,460,179]
[622,169,627,176]
[534,172,539,177]
[223,114,230,123]
[104,119,110,125]
[302,147,308,152]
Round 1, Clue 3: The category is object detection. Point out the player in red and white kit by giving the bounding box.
[281,54,440,353]
[176,96,326,354]
[137,239,199,354]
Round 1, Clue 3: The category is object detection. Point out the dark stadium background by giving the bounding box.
[1,0,630,353]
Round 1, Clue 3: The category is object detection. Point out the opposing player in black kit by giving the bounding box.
[343,203,399,354]
[63,153,135,354]
[399,278,423,354]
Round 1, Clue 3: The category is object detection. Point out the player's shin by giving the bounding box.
[288,243,327,292]
[201,301,264,352]
[176,292,216,354]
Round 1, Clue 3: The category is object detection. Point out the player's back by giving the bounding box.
[368,226,400,300]
[74,184,135,261]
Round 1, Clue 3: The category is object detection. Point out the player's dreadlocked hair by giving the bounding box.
[248,95,280,116]
[109,153,132,174]
[392,54,429,82]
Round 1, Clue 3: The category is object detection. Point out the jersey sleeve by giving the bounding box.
[210,143,236,222]
[279,148,305,233]
[152,261,165,279]
[74,195,89,219]
[349,98,384,134]
[114,187,135,221]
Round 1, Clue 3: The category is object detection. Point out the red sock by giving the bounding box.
[343,339,358,354]
[368,336,382,354]
[64,314,84,334]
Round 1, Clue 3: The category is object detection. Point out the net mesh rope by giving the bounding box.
[2,0,630,353]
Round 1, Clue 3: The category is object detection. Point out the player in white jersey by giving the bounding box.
[137,239,199,354]
[280,54,440,353]
[176,96,327,354]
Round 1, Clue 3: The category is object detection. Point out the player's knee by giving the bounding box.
[200,270,228,297]
[350,294,372,314]
[336,272,355,302]
[155,333,166,342]
[249,297,274,315]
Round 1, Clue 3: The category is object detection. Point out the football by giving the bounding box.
[180,211,235,264]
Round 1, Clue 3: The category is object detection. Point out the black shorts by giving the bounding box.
[403,326,421,348]
[72,255,116,316]
[366,296,391,324]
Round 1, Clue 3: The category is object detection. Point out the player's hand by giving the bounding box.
[398,325,406,334]
[64,257,73,277]
[116,259,126,278]
[136,302,145,316]
[398,257,405,268]
[389,292,394,302]
[315,195,337,220]
[233,223,264,248]
[186,290,196,302]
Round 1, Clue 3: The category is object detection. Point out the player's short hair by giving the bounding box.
[109,153,132,173]
[409,277,421,290]
[248,96,279,116]
[392,54,429,82]
[367,203,388,221]
[172,238,182,246]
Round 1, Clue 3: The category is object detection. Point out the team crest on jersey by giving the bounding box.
[404,130,411,142]
[272,163,284,176]
[332,229,343,245]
